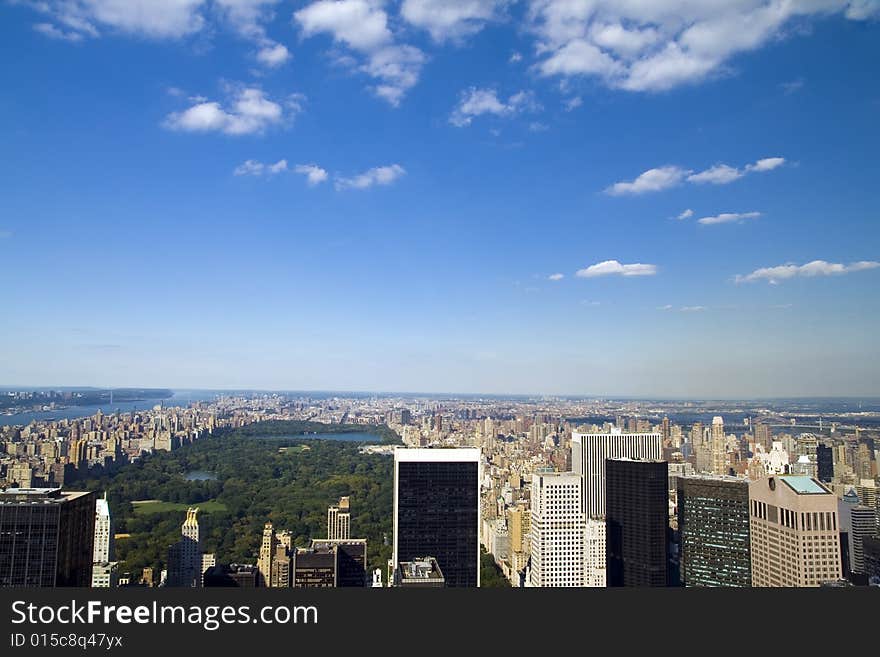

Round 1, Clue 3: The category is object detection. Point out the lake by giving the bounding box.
[184,471,218,481]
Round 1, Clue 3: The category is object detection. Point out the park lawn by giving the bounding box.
[131,499,227,516]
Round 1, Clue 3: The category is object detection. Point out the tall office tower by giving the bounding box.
[93,492,113,563]
[529,472,585,587]
[606,459,669,587]
[863,536,880,585]
[167,507,203,587]
[677,476,751,587]
[710,416,728,475]
[816,444,834,483]
[393,448,480,587]
[690,422,704,451]
[0,488,95,587]
[91,492,114,588]
[571,429,662,519]
[749,476,842,587]
[327,496,351,540]
[661,416,670,445]
[257,522,276,587]
[839,491,877,579]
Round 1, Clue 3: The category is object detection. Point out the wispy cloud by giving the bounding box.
[576,260,657,278]
[697,211,761,226]
[233,159,288,176]
[335,164,406,190]
[548,273,564,281]
[450,88,541,127]
[676,209,693,220]
[295,164,329,186]
[680,305,707,312]
[781,78,805,94]
[735,260,880,284]
[401,0,506,42]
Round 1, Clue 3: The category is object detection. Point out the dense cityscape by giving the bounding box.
[0,389,877,588]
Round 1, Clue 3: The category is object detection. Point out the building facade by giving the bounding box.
[0,488,95,587]
[393,448,481,587]
[572,430,662,519]
[529,472,584,587]
[677,475,751,587]
[749,476,842,587]
[606,459,668,587]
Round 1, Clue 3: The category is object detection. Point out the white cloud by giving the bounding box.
[233,158,288,175]
[294,163,329,186]
[576,260,657,278]
[687,163,743,185]
[676,208,693,220]
[401,0,506,42]
[680,305,706,312]
[605,165,688,196]
[610,156,785,194]
[29,0,206,41]
[735,260,880,284]
[780,78,805,94]
[746,156,786,172]
[548,273,564,281]
[510,51,523,63]
[529,121,549,132]
[335,164,406,190]
[697,211,761,226]
[450,88,541,127]
[657,304,673,310]
[528,1,875,92]
[164,86,297,136]
[256,42,291,67]
[294,0,424,105]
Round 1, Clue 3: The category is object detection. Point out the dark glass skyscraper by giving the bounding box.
[606,458,668,587]
[393,448,480,587]
[816,444,834,483]
[677,475,751,587]
[0,488,96,587]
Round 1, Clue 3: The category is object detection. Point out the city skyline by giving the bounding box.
[2,3,880,397]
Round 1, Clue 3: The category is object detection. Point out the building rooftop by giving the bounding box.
[779,476,830,495]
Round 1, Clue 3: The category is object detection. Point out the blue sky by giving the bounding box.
[1,1,879,397]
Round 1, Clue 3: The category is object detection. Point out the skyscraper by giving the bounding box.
[393,447,480,587]
[0,488,95,587]
[91,492,114,588]
[677,475,751,587]
[749,476,842,587]
[839,490,877,579]
[605,458,668,587]
[816,444,834,483]
[327,496,351,541]
[92,492,113,563]
[571,429,662,519]
[710,416,728,475]
[166,507,203,587]
[529,472,585,587]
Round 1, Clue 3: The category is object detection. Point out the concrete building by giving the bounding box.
[529,472,584,587]
[749,476,842,587]
[327,496,351,541]
[571,429,662,519]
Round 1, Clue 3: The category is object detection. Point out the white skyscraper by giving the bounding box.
[530,472,585,587]
[571,429,663,518]
[584,518,607,587]
[328,496,351,541]
[92,492,113,563]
